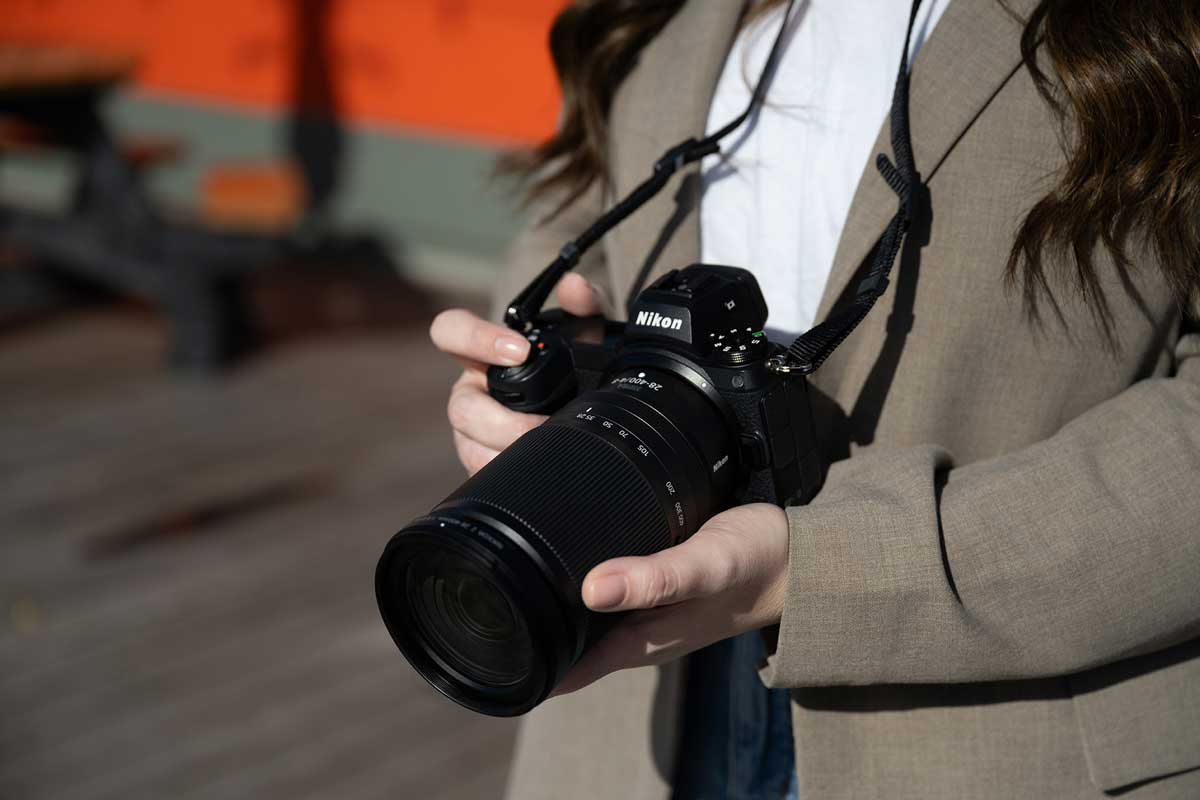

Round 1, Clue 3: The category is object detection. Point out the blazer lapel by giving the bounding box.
[815,0,1038,321]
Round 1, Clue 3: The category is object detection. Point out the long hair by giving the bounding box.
[507,0,1200,321]
[498,0,685,214]
[1010,0,1200,325]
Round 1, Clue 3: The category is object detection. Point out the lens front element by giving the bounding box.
[398,546,530,690]
[405,549,532,687]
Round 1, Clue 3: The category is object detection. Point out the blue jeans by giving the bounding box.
[672,631,799,800]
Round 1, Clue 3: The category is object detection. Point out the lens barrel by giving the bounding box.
[376,356,738,716]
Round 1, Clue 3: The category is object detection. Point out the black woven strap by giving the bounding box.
[504,0,799,330]
[505,0,925,374]
[784,0,925,373]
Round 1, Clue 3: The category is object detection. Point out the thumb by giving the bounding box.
[582,532,733,612]
[580,504,786,613]
[555,273,606,317]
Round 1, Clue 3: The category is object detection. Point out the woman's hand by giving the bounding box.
[553,502,790,696]
[429,273,605,475]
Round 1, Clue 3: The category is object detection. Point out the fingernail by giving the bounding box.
[587,575,626,610]
[494,335,529,365]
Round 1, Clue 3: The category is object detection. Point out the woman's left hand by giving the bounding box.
[553,503,790,696]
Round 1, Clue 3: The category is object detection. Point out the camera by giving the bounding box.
[375,264,823,717]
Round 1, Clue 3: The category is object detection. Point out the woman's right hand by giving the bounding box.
[430,273,605,475]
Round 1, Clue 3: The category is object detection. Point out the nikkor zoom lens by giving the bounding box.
[405,548,532,687]
[376,357,739,716]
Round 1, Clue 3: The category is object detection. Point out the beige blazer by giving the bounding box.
[495,1,1200,797]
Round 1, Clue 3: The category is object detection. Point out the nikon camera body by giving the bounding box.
[376,264,823,716]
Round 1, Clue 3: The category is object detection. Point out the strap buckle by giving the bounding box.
[767,355,815,376]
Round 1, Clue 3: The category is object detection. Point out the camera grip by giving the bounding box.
[487,328,578,414]
[727,378,823,507]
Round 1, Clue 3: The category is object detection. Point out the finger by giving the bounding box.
[555,273,606,317]
[450,360,489,382]
[447,382,546,451]
[581,531,738,612]
[551,603,712,697]
[453,429,499,475]
[430,308,530,366]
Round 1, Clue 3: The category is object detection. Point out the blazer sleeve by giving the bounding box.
[762,306,1200,687]
[489,176,612,323]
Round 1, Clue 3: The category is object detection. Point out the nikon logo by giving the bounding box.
[634,311,684,331]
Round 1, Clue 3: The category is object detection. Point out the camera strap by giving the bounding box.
[781,0,925,374]
[503,0,801,331]
[503,0,926,379]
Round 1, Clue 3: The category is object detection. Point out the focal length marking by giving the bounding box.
[574,410,687,534]
[575,411,651,457]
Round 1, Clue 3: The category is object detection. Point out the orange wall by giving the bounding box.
[0,0,566,145]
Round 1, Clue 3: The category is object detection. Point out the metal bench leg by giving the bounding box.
[165,275,253,370]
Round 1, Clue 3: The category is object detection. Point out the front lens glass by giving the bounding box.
[455,575,516,639]
[404,549,532,687]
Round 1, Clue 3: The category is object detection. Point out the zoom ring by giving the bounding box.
[442,424,670,591]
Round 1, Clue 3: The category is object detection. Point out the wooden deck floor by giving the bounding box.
[0,307,518,799]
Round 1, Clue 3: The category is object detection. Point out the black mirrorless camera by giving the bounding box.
[375,0,919,719]
[375,264,823,716]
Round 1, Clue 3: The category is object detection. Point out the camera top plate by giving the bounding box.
[625,265,770,359]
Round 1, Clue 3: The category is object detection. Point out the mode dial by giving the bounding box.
[708,327,768,366]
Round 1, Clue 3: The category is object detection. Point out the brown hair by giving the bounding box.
[508,0,1200,321]
[498,0,686,214]
[1010,0,1200,326]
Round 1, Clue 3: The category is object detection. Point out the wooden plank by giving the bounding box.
[0,302,516,800]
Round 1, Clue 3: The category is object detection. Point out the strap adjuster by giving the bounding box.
[856,273,890,297]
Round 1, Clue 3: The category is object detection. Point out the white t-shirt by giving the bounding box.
[700,0,952,337]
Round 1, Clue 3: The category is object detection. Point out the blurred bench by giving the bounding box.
[0,118,186,170]
[0,44,134,93]
[0,44,285,369]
